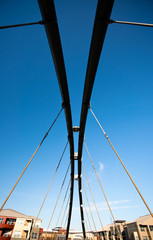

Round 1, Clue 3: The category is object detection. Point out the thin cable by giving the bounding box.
[84,204,92,232]
[0,107,63,211]
[84,215,89,232]
[60,196,70,227]
[52,181,70,240]
[36,141,68,220]
[45,163,70,238]
[109,19,153,28]
[0,21,44,30]
[89,107,153,218]
[64,210,69,230]
[84,140,122,238]
[55,180,70,227]
[82,161,104,231]
[82,181,97,232]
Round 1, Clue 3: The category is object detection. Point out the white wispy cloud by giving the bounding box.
[108,199,131,205]
[98,162,104,175]
[73,199,140,212]
[96,204,140,212]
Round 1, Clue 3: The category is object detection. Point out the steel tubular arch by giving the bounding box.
[78,0,114,238]
[37,1,74,239]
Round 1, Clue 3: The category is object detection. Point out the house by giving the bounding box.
[0,209,17,240]
[0,209,43,240]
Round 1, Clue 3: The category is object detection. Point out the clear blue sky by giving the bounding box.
[0,0,153,231]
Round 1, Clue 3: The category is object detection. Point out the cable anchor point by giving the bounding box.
[104,132,108,139]
[108,19,114,24]
[62,102,70,109]
[39,20,44,25]
[83,102,91,109]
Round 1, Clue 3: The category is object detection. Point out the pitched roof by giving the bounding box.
[135,214,153,225]
[0,209,41,221]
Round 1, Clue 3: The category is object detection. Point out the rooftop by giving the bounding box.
[0,209,41,221]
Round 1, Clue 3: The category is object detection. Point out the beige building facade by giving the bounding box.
[0,209,42,240]
[97,215,153,240]
[125,215,153,240]
[12,218,33,239]
[11,218,42,240]
[41,214,153,240]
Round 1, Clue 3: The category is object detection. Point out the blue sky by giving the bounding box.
[0,0,153,231]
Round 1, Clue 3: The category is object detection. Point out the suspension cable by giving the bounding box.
[89,107,153,218]
[84,212,90,232]
[84,140,122,238]
[109,19,153,28]
[82,181,97,232]
[0,20,44,30]
[36,140,68,220]
[52,181,70,240]
[0,107,63,211]
[60,195,70,227]
[84,201,92,232]
[55,180,70,227]
[84,219,89,233]
[82,161,104,231]
[64,210,69,230]
[45,163,70,238]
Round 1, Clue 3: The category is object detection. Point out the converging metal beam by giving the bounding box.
[78,0,114,239]
[37,1,74,239]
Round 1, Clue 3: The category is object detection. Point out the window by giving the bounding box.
[0,218,4,223]
[34,221,40,227]
[142,237,147,240]
[14,231,21,238]
[17,219,24,226]
[149,226,153,231]
[140,226,145,232]
[3,230,11,238]
[32,233,38,239]
[4,233,11,237]
[28,222,31,227]
[23,230,28,238]
[133,232,138,240]
[24,220,31,227]
[8,219,16,225]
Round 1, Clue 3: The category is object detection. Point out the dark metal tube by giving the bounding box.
[78,1,114,239]
[37,1,74,239]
